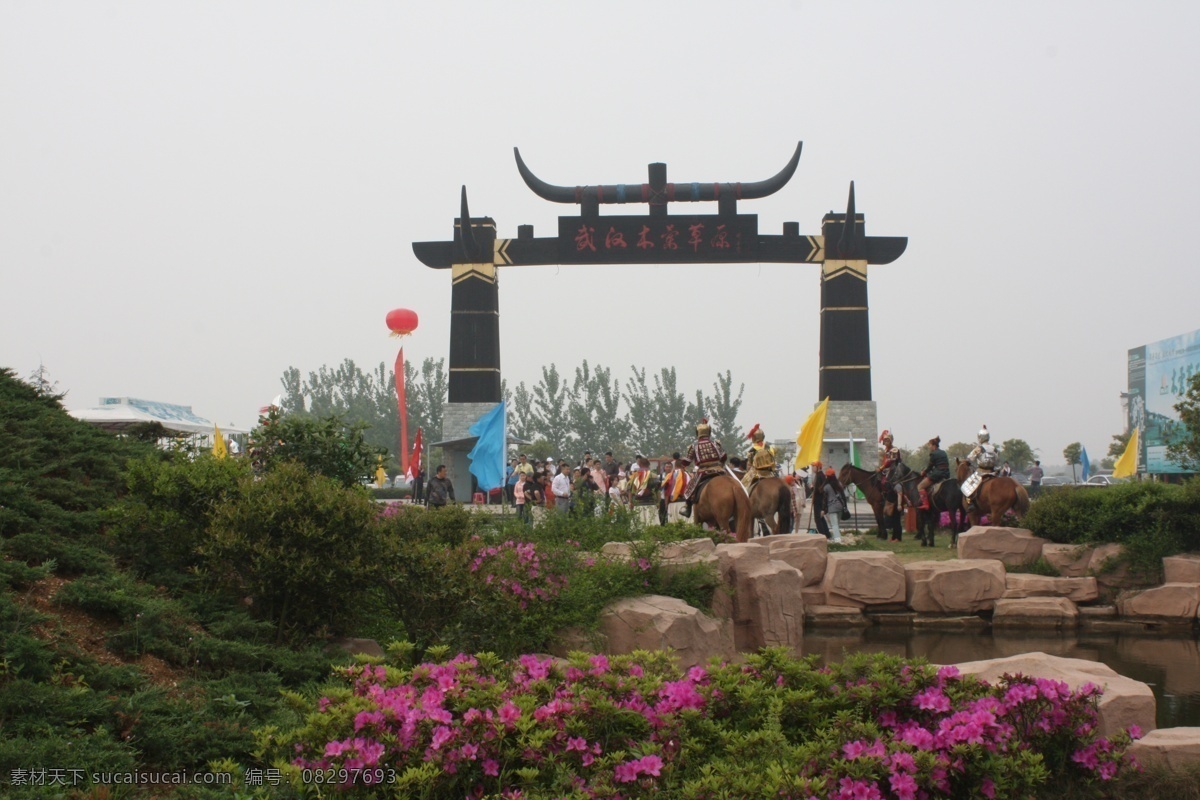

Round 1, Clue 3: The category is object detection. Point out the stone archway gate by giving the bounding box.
[413,142,907,500]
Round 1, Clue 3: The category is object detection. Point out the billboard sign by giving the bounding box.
[1127,327,1200,474]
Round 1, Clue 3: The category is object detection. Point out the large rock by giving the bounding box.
[1041,544,1095,577]
[1087,544,1142,591]
[805,605,869,627]
[600,537,719,577]
[954,651,1156,737]
[1003,574,1100,603]
[1117,583,1200,621]
[598,595,734,669]
[992,597,1079,629]
[1128,727,1200,771]
[763,533,828,586]
[956,527,1047,565]
[713,544,804,651]
[904,559,1006,613]
[821,551,906,609]
[1163,555,1200,584]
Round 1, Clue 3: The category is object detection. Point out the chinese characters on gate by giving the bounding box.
[559,215,758,264]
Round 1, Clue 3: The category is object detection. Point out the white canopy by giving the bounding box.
[70,397,248,435]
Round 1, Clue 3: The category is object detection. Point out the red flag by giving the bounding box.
[395,348,409,473]
[406,428,423,483]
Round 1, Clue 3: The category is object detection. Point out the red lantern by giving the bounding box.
[386,308,419,338]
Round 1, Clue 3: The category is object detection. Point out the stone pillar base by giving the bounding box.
[440,402,500,505]
[818,400,878,472]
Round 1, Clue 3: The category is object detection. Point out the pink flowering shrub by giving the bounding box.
[252,649,1139,799]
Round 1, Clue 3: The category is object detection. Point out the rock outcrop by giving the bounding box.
[1041,543,1095,577]
[1117,583,1200,621]
[1002,574,1099,603]
[821,551,906,609]
[1163,555,1200,584]
[956,527,1047,565]
[904,559,1007,613]
[954,651,1156,737]
[762,533,828,586]
[713,543,804,651]
[991,597,1079,628]
[598,595,734,669]
[1127,727,1200,770]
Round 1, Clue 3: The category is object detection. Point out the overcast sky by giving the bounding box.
[3,1,1198,464]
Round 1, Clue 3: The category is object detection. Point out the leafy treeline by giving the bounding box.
[280,359,746,461]
[280,357,447,463]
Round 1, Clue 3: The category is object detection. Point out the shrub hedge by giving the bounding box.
[1024,480,1200,577]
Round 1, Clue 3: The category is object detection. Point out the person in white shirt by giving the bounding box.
[551,462,572,515]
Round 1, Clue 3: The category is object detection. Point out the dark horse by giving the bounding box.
[954,459,1030,528]
[838,464,902,541]
[747,476,793,536]
[888,461,968,547]
[694,473,755,542]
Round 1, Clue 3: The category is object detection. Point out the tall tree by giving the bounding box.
[705,370,745,455]
[1167,371,1200,470]
[531,364,575,458]
[506,380,536,443]
[649,367,691,456]
[624,367,656,457]
[947,442,973,461]
[1062,442,1082,483]
[999,439,1037,473]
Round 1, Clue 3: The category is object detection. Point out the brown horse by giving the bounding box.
[839,464,902,541]
[747,476,794,536]
[955,459,1030,528]
[694,473,755,542]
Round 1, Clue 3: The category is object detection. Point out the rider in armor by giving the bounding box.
[680,418,728,518]
[742,424,778,490]
[918,436,950,510]
[963,425,999,507]
[878,429,903,492]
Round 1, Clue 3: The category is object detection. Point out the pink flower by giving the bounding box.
[981,778,996,798]
[889,771,918,800]
[913,687,951,713]
[498,701,521,725]
[589,655,610,675]
[482,759,499,776]
[566,737,588,752]
[636,754,663,777]
[1128,724,1143,739]
[613,761,640,783]
[937,665,961,681]
[430,725,454,750]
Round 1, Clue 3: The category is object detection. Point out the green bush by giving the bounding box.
[1025,479,1200,576]
[2,531,114,576]
[202,462,388,640]
[108,453,250,586]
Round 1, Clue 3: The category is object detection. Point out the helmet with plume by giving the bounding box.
[695,418,712,438]
[977,425,990,444]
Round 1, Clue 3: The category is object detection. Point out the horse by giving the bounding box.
[693,473,755,543]
[888,461,968,547]
[747,476,794,536]
[954,459,1030,528]
[838,464,902,541]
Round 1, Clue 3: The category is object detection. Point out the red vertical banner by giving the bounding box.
[395,348,409,474]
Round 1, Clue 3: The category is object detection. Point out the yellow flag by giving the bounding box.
[794,398,829,469]
[1112,428,1139,478]
[212,425,228,459]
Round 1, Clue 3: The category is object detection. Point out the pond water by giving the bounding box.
[801,627,1200,729]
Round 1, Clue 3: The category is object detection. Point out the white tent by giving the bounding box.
[70,397,248,435]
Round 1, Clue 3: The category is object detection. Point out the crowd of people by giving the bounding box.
[410,444,857,544]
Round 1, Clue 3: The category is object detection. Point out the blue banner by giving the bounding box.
[1080,446,1091,482]
[467,402,507,492]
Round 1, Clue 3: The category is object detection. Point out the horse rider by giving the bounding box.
[741,424,778,490]
[877,429,903,496]
[680,418,728,518]
[963,425,999,509]
[918,436,950,510]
